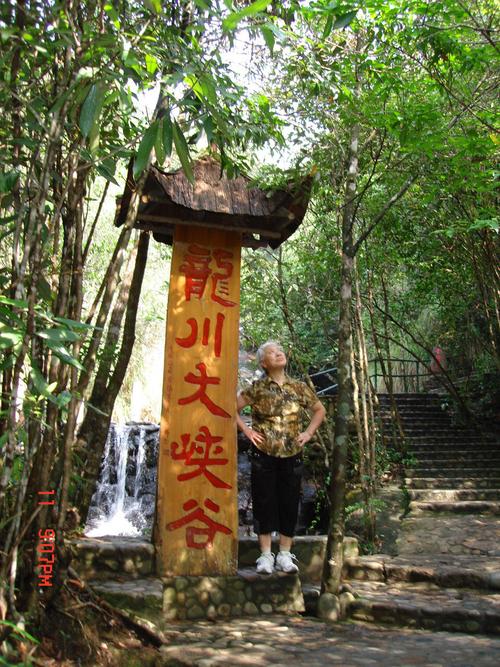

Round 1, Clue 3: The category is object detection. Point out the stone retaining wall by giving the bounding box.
[162,569,304,621]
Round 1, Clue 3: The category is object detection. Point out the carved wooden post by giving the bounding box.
[155,226,241,576]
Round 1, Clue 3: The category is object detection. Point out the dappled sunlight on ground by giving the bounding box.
[159,615,500,666]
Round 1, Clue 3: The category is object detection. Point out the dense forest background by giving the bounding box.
[0,0,498,662]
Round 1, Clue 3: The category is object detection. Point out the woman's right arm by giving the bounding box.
[236,392,265,447]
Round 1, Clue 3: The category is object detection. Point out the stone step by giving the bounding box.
[410,446,499,456]
[409,453,499,462]
[90,569,305,622]
[342,555,500,590]
[409,500,500,514]
[409,489,500,502]
[72,535,359,584]
[379,414,451,421]
[345,580,500,635]
[408,440,498,447]
[405,425,500,445]
[378,403,448,410]
[377,394,443,402]
[407,452,500,463]
[392,439,498,449]
[406,467,500,478]
[379,415,452,424]
[395,514,500,557]
[380,416,452,425]
[405,477,500,490]
[90,577,163,619]
[379,407,451,414]
[406,434,499,444]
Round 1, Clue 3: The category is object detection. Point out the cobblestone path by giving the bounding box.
[159,615,500,666]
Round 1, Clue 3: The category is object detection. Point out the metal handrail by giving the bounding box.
[308,367,337,379]
[305,367,338,397]
[369,357,433,393]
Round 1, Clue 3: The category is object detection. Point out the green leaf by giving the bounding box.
[200,76,217,106]
[53,316,92,331]
[323,14,334,39]
[172,122,195,185]
[37,275,53,302]
[89,121,100,154]
[143,0,162,14]
[30,364,58,403]
[145,53,158,74]
[0,432,8,450]
[333,10,357,30]
[0,619,39,644]
[154,118,166,165]
[96,163,119,186]
[104,3,121,28]
[56,390,73,408]
[162,114,173,157]
[86,401,111,417]
[0,328,23,350]
[468,218,499,232]
[42,339,85,371]
[97,157,118,185]
[79,83,106,138]
[0,296,28,309]
[223,0,272,30]
[133,120,158,180]
[260,25,275,54]
[203,116,215,143]
[0,353,16,371]
[0,170,20,193]
[36,327,81,344]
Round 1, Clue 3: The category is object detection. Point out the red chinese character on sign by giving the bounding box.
[166,498,232,549]
[179,245,236,307]
[180,244,211,301]
[178,362,230,418]
[171,426,231,489]
[211,249,236,307]
[175,313,225,358]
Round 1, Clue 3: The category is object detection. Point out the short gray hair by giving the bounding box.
[256,340,284,367]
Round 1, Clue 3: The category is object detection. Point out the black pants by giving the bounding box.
[249,446,303,537]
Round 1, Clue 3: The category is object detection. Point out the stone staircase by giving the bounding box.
[378,392,500,513]
[335,392,500,636]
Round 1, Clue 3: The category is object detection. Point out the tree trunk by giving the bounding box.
[353,275,376,542]
[366,276,405,447]
[321,117,359,594]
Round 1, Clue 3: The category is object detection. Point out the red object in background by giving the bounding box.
[430,346,447,373]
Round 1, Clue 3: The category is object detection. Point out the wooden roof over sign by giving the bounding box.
[115,156,312,248]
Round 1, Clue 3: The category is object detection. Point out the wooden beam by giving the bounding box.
[138,213,283,239]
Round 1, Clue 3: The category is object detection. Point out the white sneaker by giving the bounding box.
[275,551,299,573]
[256,552,275,574]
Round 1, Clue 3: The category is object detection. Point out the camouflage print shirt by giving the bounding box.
[240,374,320,458]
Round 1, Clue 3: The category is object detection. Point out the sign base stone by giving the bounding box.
[161,569,305,621]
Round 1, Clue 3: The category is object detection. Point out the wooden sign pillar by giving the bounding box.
[155,226,241,576]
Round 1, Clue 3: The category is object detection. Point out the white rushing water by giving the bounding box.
[85,424,149,537]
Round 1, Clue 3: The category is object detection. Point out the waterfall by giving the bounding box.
[85,423,158,537]
[134,428,146,500]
